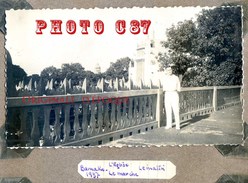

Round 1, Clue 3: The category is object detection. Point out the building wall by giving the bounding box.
[129,36,165,87]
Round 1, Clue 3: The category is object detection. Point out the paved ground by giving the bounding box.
[105,104,243,146]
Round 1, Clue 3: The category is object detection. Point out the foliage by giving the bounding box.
[40,66,61,83]
[40,63,103,88]
[60,63,85,85]
[11,64,27,85]
[40,63,85,86]
[103,57,131,81]
[36,56,131,91]
[157,7,242,87]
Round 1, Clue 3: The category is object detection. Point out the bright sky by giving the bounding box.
[5,7,204,75]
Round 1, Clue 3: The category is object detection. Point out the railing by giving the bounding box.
[6,85,241,147]
[179,87,214,122]
[159,86,241,125]
[6,90,158,147]
[215,86,241,110]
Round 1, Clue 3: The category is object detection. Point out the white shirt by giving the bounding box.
[163,74,181,92]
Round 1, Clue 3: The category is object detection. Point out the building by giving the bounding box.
[94,63,101,74]
[129,35,165,87]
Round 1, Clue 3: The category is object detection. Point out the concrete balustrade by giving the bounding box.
[6,78,241,147]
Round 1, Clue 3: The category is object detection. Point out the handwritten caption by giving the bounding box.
[78,160,176,179]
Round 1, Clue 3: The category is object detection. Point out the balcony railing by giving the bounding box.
[6,77,242,147]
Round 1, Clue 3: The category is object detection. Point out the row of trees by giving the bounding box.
[157,7,242,87]
[8,55,131,94]
[38,57,131,86]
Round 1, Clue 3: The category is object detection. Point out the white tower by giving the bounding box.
[129,33,164,87]
[94,63,101,74]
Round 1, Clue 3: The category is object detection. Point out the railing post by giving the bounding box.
[128,79,132,90]
[82,78,88,93]
[63,78,69,95]
[20,108,28,144]
[31,108,40,146]
[156,88,163,128]
[114,78,119,91]
[43,107,51,146]
[213,86,217,111]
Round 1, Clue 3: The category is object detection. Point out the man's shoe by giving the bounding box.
[165,126,172,129]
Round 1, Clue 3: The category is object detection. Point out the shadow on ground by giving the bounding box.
[180,114,210,129]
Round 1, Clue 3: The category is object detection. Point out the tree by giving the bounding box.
[60,63,85,85]
[158,20,198,75]
[40,63,86,86]
[6,50,27,96]
[157,7,242,87]
[12,65,27,85]
[26,74,40,83]
[194,7,242,86]
[40,63,104,88]
[40,66,61,83]
[104,57,131,81]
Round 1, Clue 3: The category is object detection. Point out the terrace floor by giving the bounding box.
[104,104,243,146]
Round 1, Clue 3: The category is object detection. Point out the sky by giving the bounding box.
[5,7,204,75]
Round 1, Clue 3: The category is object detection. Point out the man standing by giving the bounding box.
[163,66,181,130]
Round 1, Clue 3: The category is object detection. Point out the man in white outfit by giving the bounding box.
[163,67,181,130]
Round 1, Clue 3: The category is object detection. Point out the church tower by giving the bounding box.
[94,63,101,74]
[129,33,163,87]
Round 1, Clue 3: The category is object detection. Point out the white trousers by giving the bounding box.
[164,91,180,128]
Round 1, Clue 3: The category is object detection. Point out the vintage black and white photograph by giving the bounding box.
[5,6,243,147]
